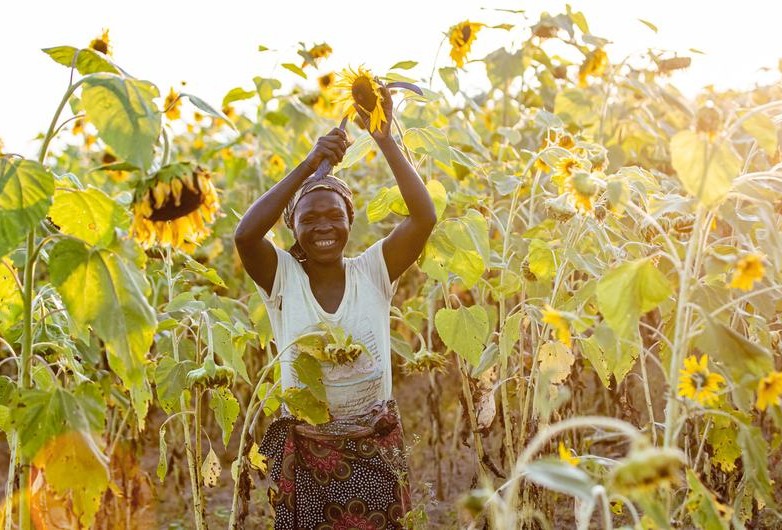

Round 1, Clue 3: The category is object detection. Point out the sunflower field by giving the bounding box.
[2,6,782,529]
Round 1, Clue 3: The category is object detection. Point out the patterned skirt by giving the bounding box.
[259,401,411,529]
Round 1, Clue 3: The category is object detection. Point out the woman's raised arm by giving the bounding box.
[234,128,348,292]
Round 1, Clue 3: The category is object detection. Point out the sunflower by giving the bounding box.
[130,163,219,253]
[448,21,483,68]
[333,66,387,133]
[558,442,580,467]
[72,118,85,136]
[756,371,782,411]
[164,87,181,121]
[318,72,335,91]
[100,151,128,182]
[729,254,765,291]
[541,305,571,347]
[534,130,575,172]
[677,354,725,407]
[300,43,332,68]
[578,48,608,87]
[551,155,586,192]
[402,349,448,374]
[267,153,286,180]
[89,28,112,56]
[564,170,599,213]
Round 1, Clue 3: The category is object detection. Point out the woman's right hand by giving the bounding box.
[303,128,349,172]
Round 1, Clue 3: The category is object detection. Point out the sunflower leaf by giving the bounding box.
[0,158,55,258]
[49,186,128,247]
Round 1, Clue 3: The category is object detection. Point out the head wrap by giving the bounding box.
[283,173,355,262]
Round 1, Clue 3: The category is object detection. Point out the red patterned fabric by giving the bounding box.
[259,401,411,529]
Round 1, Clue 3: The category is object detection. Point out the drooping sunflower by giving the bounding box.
[578,48,608,87]
[729,253,765,291]
[130,163,219,253]
[551,155,586,192]
[164,87,181,121]
[541,305,571,347]
[564,170,599,213]
[300,42,333,68]
[318,72,335,92]
[89,28,112,56]
[448,21,483,68]
[333,66,387,133]
[677,354,725,407]
[756,371,782,411]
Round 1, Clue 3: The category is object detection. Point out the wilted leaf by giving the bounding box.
[157,425,168,482]
[202,447,222,487]
[686,469,732,529]
[209,387,240,448]
[154,357,197,414]
[280,387,330,425]
[539,341,574,384]
[524,460,596,502]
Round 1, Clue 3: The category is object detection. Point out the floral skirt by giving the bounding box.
[259,401,411,529]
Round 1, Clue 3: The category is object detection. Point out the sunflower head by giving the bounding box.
[89,28,112,56]
[578,48,608,87]
[729,253,765,291]
[448,21,483,68]
[318,72,335,91]
[756,371,782,411]
[677,354,725,407]
[696,105,722,139]
[541,305,571,347]
[164,87,182,121]
[333,66,387,133]
[300,42,333,68]
[402,349,448,374]
[609,445,685,496]
[130,163,219,253]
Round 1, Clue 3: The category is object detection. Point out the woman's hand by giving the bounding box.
[355,82,393,141]
[302,127,349,172]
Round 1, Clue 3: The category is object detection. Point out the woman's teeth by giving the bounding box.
[314,240,336,248]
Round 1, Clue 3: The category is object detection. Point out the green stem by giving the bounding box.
[663,207,705,448]
[164,248,205,530]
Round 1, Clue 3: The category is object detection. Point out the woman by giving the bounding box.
[235,84,436,529]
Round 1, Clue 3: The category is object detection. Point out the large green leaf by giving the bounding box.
[81,74,161,171]
[596,258,672,339]
[403,127,452,166]
[293,352,326,402]
[435,305,489,366]
[670,130,742,208]
[49,238,156,426]
[154,357,197,414]
[420,210,489,288]
[42,46,119,75]
[366,180,447,223]
[208,387,240,447]
[333,133,374,173]
[12,384,105,459]
[49,186,128,247]
[527,239,556,281]
[0,158,54,257]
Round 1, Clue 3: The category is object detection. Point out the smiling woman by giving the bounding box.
[234,78,436,527]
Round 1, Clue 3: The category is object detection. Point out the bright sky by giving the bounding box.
[3,0,781,159]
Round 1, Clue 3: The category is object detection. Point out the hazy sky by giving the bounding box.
[3,0,780,158]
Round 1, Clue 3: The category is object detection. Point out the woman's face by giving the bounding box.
[293,189,350,264]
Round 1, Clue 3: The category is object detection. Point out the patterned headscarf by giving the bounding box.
[284,173,355,261]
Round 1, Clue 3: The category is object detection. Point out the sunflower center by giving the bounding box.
[461,25,472,42]
[351,76,377,112]
[691,371,707,389]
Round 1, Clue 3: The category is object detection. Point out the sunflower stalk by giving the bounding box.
[164,247,206,530]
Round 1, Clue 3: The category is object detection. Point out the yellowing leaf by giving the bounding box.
[435,305,489,366]
[670,130,742,207]
[706,413,741,473]
[49,187,128,247]
[527,239,556,281]
[201,447,222,488]
[32,431,110,529]
[248,442,268,474]
[280,387,330,425]
[740,112,778,155]
[208,388,240,448]
[0,257,22,335]
[596,258,672,339]
[538,341,574,384]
